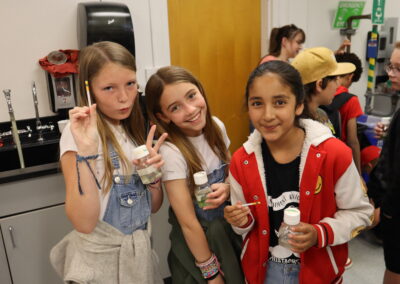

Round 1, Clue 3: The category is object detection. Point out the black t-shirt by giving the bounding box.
[261,139,301,264]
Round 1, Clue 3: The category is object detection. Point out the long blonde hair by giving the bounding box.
[78,41,145,192]
[145,66,228,193]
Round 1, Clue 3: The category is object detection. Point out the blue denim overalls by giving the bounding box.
[102,145,151,235]
[193,163,228,221]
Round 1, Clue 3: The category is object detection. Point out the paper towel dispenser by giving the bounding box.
[77,2,135,57]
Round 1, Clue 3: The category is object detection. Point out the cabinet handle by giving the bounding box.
[8,226,16,248]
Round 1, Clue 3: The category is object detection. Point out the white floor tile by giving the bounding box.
[343,230,385,284]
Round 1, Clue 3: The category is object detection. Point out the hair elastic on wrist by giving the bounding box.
[76,154,101,195]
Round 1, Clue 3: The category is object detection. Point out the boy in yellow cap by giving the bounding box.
[291,47,356,135]
[292,48,358,270]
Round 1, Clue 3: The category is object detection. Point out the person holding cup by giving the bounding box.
[368,41,400,284]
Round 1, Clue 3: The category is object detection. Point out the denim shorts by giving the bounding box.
[264,260,300,284]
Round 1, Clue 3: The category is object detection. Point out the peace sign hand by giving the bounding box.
[69,104,99,156]
[133,125,168,169]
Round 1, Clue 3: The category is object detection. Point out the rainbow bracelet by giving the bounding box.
[195,253,223,280]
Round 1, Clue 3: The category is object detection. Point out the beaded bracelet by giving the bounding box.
[76,154,101,195]
[195,253,223,280]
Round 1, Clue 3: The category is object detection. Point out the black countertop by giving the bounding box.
[0,115,62,183]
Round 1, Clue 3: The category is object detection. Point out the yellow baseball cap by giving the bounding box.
[291,47,356,84]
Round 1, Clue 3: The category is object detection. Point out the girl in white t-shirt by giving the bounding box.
[145,66,244,284]
[50,41,167,283]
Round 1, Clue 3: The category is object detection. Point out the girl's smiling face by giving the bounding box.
[248,73,303,145]
[157,82,207,137]
[91,62,138,125]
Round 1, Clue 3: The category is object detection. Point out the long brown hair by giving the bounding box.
[268,24,305,57]
[145,66,228,193]
[78,41,145,193]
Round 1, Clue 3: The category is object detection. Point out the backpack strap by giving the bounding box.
[329,92,355,111]
[319,92,355,138]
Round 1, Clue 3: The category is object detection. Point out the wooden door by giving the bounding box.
[168,0,261,152]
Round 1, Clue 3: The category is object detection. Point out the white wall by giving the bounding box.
[0,0,170,123]
[265,0,400,108]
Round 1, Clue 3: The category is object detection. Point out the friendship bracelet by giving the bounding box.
[76,154,101,195]
[195,253,223,280]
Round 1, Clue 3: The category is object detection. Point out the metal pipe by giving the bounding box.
[31,82,44,142]
[3,89,25,168]
[341,14,372,53]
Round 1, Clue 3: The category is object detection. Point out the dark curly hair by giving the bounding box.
[335,52,363,82]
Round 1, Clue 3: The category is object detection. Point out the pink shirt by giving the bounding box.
[259,55,279,65]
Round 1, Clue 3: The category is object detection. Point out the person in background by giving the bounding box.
[292,48,361,271]
[361,145,381,183]
[259,24,306,64]
[291,47,356,131]
[50,41,167,283]
[259,24,350,65]
[330,52,364,173]
[224,60,372,284]
[145,66,244,284]
[360,145,382,233]
[368,41,400,284]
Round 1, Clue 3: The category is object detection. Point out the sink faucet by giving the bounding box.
[2,89,25,168]
[32,82,44,142]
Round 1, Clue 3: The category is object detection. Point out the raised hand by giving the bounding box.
[203,183,230,210]
[335,39,351,54]
[287,222,318,253]
[224,202,251,227]
[68,104,99,156]
[133,124,168,169]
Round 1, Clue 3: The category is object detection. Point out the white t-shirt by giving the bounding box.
[59,122,138,219]
[160,116,230,181]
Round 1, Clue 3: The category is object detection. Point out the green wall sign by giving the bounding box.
[372,0,385,24]
[333,1,366,29]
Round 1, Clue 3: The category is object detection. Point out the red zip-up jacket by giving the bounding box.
[229,119,373,284]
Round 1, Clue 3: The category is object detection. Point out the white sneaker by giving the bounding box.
[345,257,353,270]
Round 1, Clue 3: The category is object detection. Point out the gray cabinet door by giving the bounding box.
[0,230,12,284]
[0,204,72,284]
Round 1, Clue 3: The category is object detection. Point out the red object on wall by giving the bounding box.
[39,49,79,78]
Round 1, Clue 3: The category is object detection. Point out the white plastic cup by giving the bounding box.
[57,119,69,134]
[381,117,391,132]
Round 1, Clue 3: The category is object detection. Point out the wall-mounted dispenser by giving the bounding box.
[39,49,79,118]
[77,2,135,57]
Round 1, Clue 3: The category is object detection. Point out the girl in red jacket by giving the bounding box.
[224,60,373,284]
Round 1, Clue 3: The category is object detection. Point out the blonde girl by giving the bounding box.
[50,41,166,283]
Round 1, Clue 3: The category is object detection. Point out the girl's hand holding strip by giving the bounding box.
[69,104,99,156]
[287,222,318,253]
[374,122,385,139]
[203,183,230,210]
[223,202,251,227]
